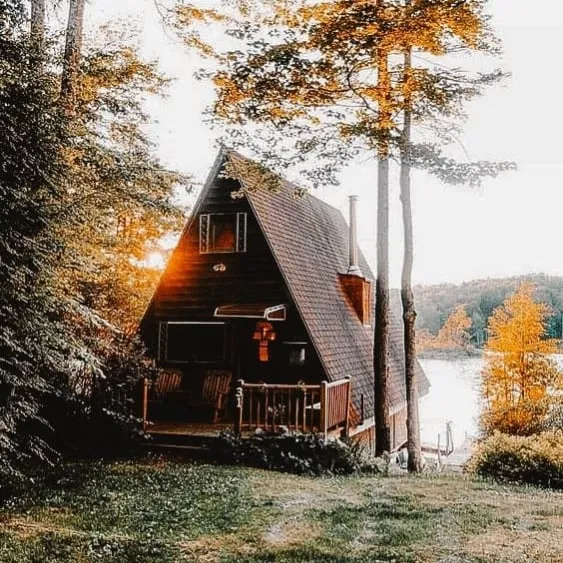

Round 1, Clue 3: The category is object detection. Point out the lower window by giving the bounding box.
[159,322,226,364]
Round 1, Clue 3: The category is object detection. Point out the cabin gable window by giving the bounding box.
[158,322,227,364]
[199,212,247,254]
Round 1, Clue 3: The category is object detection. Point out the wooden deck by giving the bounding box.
[143,378,353,441]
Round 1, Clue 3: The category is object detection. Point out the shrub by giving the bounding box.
[466,431,563,489]
[211,430,380,476]
[46,335,154,459]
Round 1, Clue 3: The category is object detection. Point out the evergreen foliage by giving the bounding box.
[0,1,186,479]
[212,430,380,476]
[0,1,68,477]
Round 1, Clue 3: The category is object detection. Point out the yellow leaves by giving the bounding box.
[417,304,472,351]
[437,304,472,348]
[174,0,498,157]
[174,5,226,26]
[486,283,557,356]
[481,283,562,436]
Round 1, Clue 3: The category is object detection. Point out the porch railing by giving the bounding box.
[234,377,351,438]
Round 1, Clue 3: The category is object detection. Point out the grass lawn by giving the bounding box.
[0,460,561,562]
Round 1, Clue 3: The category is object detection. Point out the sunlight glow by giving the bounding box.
[144,251,167,270]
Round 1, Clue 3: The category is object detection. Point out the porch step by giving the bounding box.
[142,442,211,459]
[146,431,218,449]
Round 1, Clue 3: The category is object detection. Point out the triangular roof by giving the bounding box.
[141,148,429,417]
[223,149,429,415]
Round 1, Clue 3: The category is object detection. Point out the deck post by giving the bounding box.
[234,379,244,435]
[344,376,352,437]
[142,378,150,430]
[320,380,329,438]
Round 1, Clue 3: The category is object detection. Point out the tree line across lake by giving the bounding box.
[414,274,563,348]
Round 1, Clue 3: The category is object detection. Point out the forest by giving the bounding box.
[415,274,563,346]
[0,0,187,482]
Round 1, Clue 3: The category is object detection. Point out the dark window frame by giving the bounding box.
[199,212,247,254]
[158,321,228,365]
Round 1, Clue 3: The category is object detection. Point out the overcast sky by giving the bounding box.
[86,0,563,287]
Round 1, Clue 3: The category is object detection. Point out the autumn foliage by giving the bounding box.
[417,304,472,352]
[481,283,562,436]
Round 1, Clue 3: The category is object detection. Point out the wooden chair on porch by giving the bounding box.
[147,369,183,418]
[188,370,232,423]
[154,370,183,397]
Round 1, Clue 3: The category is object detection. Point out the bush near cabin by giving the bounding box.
[468,284,563,489]
[212,430,382,476]
[467,431,563,489]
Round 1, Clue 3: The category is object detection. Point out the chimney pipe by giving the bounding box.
[347,195,362,276]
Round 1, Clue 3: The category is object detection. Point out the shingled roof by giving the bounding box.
[226,150,429,417]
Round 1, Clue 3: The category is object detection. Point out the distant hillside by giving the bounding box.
[414,274,563,346]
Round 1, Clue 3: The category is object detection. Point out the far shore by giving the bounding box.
[417,348,483,360]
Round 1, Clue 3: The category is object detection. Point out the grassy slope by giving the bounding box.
[0,461,561,562]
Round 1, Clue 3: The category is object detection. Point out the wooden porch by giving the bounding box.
[142,375,352,441]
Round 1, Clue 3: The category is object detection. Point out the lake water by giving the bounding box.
[418,357,483,448]
[418,354,563,449]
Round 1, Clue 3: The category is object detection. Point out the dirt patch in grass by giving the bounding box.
[247,469,369,509]
[263,518,323,547]
[464,525,563,562]
[180,534,255,563]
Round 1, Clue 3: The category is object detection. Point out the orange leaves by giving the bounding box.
[416,304,472,352]
[173,0,501,176]
[174,5,226,25]
[437,304,472,349]
[486,283,558,356]
[481,283,562,436]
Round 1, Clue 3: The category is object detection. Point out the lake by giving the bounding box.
[418,356,482,448]
[418,354,563,449]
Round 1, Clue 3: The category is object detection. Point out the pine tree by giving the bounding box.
[0,1,69,478]
[0,2,187,475]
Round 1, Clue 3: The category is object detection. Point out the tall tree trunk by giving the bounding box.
[374,49,391,456]
[30,0,46,47]
[60,0,86,114]
[400,46,423,472]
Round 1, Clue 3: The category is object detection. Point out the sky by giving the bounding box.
[84,0,563,287]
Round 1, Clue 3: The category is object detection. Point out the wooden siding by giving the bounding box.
[140,175,325,392]
[150,179,287,322]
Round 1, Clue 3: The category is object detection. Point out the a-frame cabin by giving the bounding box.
[139,149,429,450]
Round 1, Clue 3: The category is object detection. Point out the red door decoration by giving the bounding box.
[252,321,276,362]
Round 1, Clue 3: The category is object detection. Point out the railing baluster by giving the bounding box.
[264,388,270,431]
[274,389,278,428]
[234,379,351,435]
[249,388,253,429]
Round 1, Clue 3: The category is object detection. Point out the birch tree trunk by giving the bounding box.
[374,48,391,456]
[400,46,423,472]
[30,0,46,46]
[60,0,86,114]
